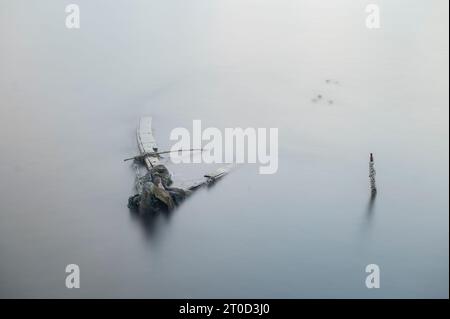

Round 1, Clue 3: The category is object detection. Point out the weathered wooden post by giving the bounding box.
[369,153,377,195]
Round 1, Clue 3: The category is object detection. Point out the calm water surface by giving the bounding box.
[0,0,448,298]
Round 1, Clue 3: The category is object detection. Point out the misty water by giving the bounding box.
[0,0,448,298]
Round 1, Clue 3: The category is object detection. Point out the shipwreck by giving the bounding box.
[126,117,231,214]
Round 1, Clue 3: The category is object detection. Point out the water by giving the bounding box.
[0,0,448,298]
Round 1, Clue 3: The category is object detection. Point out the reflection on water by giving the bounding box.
[366,191,377,220]
[129,207,173,243]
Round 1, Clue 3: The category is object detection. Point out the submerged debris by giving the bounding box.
[128,164,190,214]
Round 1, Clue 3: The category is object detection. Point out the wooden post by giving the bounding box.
[369,153,377,195]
